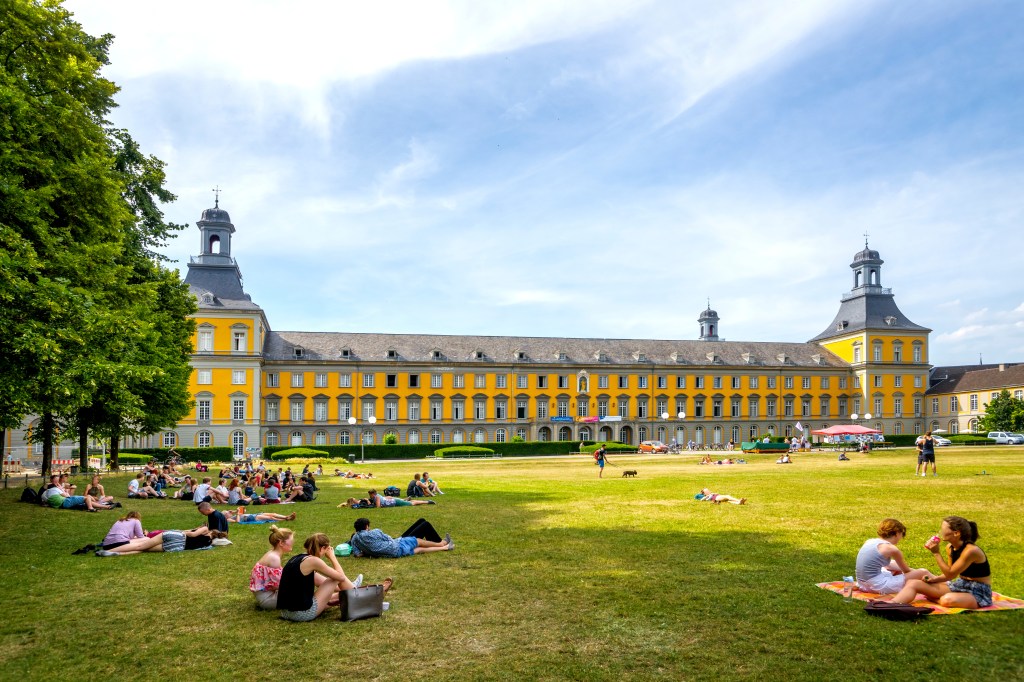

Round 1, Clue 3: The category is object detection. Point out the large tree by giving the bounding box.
[979,389,1024,433]
[1,0,194,473]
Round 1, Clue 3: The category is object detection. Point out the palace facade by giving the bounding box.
[18,201,1021,461]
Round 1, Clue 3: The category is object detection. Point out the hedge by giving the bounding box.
[581,443,637,454]
[262,440,619,461]
[434,446,495,458]
[269,447,329,461]
[119,447,235,462]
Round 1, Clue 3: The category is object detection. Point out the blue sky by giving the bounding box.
[67,1,1024,367]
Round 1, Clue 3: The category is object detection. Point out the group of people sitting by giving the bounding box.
[167,469,318,506]
[341,473,444,509]
[40,474,119,511]
[855,517,993,609]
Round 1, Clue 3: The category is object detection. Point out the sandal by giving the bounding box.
[381,577,394,593]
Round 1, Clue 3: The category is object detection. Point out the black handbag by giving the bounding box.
[340,584,385,622]
[864,601,933,620]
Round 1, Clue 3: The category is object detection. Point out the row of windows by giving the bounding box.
[196,327,248,353]
[851,341,924,364]
[935,391,1021,414]
[196,369,249,385]
[260,395,925,422]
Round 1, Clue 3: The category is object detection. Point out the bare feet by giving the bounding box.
[381,577,394,593]
[286,512,296,520]
[739,498,747,505]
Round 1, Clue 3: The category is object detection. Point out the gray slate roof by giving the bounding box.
[810,291,930,343]
[265,331,848,368]
[184,263,263,311]
[927,363,1024,395]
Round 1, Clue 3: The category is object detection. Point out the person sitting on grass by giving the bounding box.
[175,475,195,500]
[421,472,444,495]
[227,509,297,523]
[279,476,315,503]
[855,518,935,594]
[227,478,252,505]
[699,454,713,465]
[198,501,231,534]
[128,472,164,499]
[367,488,435,508]
[195,459,208,473]
[95,527,228,555]
[249,525,295,610]
[349,518,453,558]
[694,488,746,505]
[887,516,993,609]
[101,510,146,551]
[776,453,792,464]
[86,475,116,506]
[407,473,433,497]
[263,478,282,503]
[277,533,378,622]
[42,475,112,511]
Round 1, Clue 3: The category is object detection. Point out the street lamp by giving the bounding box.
[347,415,377,464]
[677,411,686,451]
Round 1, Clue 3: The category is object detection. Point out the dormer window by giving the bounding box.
[431,350,443,360]
[340,348,351,359]
[201,292,214,305]
[293,348,304,359]
[633,351,647,362]
[707,351,720,364]
[474,350,486,360]
[671,351,687,364]
[594,351,608,362]
[556,351,568,361]
[386,349,398,359]
[811,354,824,366]
[515,351,527,361]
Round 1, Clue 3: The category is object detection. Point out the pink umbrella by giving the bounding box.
[811,424,883,436]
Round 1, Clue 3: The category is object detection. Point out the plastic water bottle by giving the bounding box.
[382,601,390,611]
[843,576,854,601]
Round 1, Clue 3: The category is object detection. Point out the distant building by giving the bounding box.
[926,363,1024,434]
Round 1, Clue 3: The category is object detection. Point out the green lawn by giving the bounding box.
[1,448,1022,681]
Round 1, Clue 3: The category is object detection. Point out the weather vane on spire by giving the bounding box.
[863,231,870,248]
[212,185,222,208]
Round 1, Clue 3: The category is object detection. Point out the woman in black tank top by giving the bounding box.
[277,533,362,622]
[890,516,993,608]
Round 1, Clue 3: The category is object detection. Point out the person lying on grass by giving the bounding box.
[101,510,147,551]
[886,516,993,609]
[94,527,228,555]
[348,517,454,558]
[277,532,392,622]
[694,488,746,505]
[227,509,297,523]
[855,518,935,594]
[366,488,435,508]
[42,475,113,511]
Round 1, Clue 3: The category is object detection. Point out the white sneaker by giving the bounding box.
[352,574,363,588]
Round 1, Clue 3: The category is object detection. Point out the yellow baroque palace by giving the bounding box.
[9,202,1022,460]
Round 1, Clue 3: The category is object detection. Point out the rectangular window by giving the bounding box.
[820,398,830,416]
[820,377,829,389]
[386,373,398,388]
[677,376,686,389]
[731,376,740,390]
[536,375,547,389]
[314,400,327,422]
[291,401,304,421]
[516,400,527,419]
[197,369,212,385]
[913,398,921,416]
[557,400,569,418]
[537,401,547,419]
[802,377,811,389]
[695,376,704,389]
[639,375,648,389]
[801,399,810,416]
[453,400,464,421]
[950,396,959,411]
[558,375,569,389]
[853,376,861,389]
[839,377,848,389]
[638,400,648,419]
[767,377,776,390]
[197,330,213,352]
[363,373,374,388]
[431,399,443,420]
[894,397,903,417]
[784,398,794,417]
[873,345,882,362]
[362,402,375,420]
[408,373,419,388]
[853,397,861,414]
[1016,390,1023,401]
[266,401,279,421]
[693,400,704,418]
[290,373,304,388]
[894,347,902,362]
[618,399,629,418]
[658,376,668,389]
[838,397,848,416]
[730,399,741,417]
[874,397,883,416]
[197,399,211,422]
[873,375,883,388]
[266,372,279,388]
[749,376,759,389]
[853,347,861,363]
[748,398,759,418]
[577,400,589,418]
[784,377,794,389]
[339,373,352,388]
[431,374,442,389]
[598,375,609,389]
[709,376,719,390]
[407,402,419,421]
[232,369,246,385]
[766,398,776,418]
[339,401,352,420]
[598,399,609,418]
[495,402,506,419]
[657,398,668,416]
[475,400,486,420]
[475,374,486,388]
[453,374,465,389]
[913,346,922,362]
[712,400,722,418]
[914,375,923,388]
[385,400,398,421]
[496,375,507,389]
[894,375,902,388]
[619,375,629,389]
[232,330,246,352]
[516,374,527,389]
[970,394,978,411]
[675,398,686,416]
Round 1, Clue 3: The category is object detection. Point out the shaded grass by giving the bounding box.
[0,448,1022,680]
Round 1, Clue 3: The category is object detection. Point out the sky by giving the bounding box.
[65,0,1024,367]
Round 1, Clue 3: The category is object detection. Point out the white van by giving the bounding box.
[987,431,1024,444]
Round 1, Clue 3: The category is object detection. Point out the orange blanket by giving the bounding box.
[816,581,1024,615]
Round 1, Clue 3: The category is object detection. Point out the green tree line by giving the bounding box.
[1,0,195,472]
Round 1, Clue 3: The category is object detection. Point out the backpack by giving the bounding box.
[20,487,40,504]
[864,602,934,620]
[383,485,401,497]
[593,451,600,461]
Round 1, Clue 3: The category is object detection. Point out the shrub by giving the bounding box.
[383,433,398,445]
[581,442,635,454]
[269,447,329,461]
[119,447,235,462]
[511,435,525,443]
[435,446,494,458]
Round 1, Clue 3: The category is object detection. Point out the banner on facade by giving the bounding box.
[550,417,574,422]
[599,416,622,422]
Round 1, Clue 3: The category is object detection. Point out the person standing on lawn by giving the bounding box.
[594,444,609,478]
[916,431,937,477]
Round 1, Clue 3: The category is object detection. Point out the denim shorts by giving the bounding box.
[398,535,419,557]
[948,578,993,608]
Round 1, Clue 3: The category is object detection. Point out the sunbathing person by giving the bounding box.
[227,509,297,523]
[694,488,746,505]
[95,527,228,555]
[776,454,792,464]
[86,475,115,505]
[366,488,434,508]
[249,525,294,610]
[101,510,147,551]
[888,516,993,608]
[699,455,713,465]
[42,476,112,511]
[855,519,934,594]
[349,517,453,558]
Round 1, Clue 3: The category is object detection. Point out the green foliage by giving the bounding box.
[120,447,235,462]
[979,389,1024,432]
[511,435,525,443]
[434,446,495,458]
[946,435,996,445]
[269,447,329,461]
[261,440,604,460]
[382,433,398,445]
[581,442,636,454]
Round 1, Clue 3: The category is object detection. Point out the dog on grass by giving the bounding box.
[622,470,638,478]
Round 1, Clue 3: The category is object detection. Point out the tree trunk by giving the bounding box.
[41,412,54,475]
[78,409,90,470]
[110,429,120,472]
[0,428,6,477]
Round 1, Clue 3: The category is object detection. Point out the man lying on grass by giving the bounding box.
[348,518,454,558]
[694,488,746,505]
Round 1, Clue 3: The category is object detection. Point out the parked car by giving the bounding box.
[638,440,669,453]
[987,431,1024,445]
[932,436,952,446]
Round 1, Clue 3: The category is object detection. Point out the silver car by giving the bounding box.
[987,431,1024,445]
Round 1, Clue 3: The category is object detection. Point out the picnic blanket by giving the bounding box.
[236,519,274,524]
[817,581,1024,615]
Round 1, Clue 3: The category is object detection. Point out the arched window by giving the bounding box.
[749,425,759,440]
[232,431,245,460]
[162,432,177,448]
[694,426,704,445]
[656,426,666,442]
[384,429,398,443]
[474,428,486,443]
[967,418,979,433]
[894,422,903,435]
[785,425,793,438]
[266,431,279,446]
[197,431,212,447]
[430,429,442,444]
[315,430,327,445]
[515,427,527,440]
[537,427,551,442]
[676,427,686,444]
[579,427,591,441]
[495,428,506,443]
[914,422,922,435]
[638,426,647,442]
[338,430,350,445]
[558,426,572,441]
[713,426,722,444]
[408,429,420,444]
[291,431,303,446]
[362,430,375,445]
[452,428,464,443]
[731,426,740,443]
